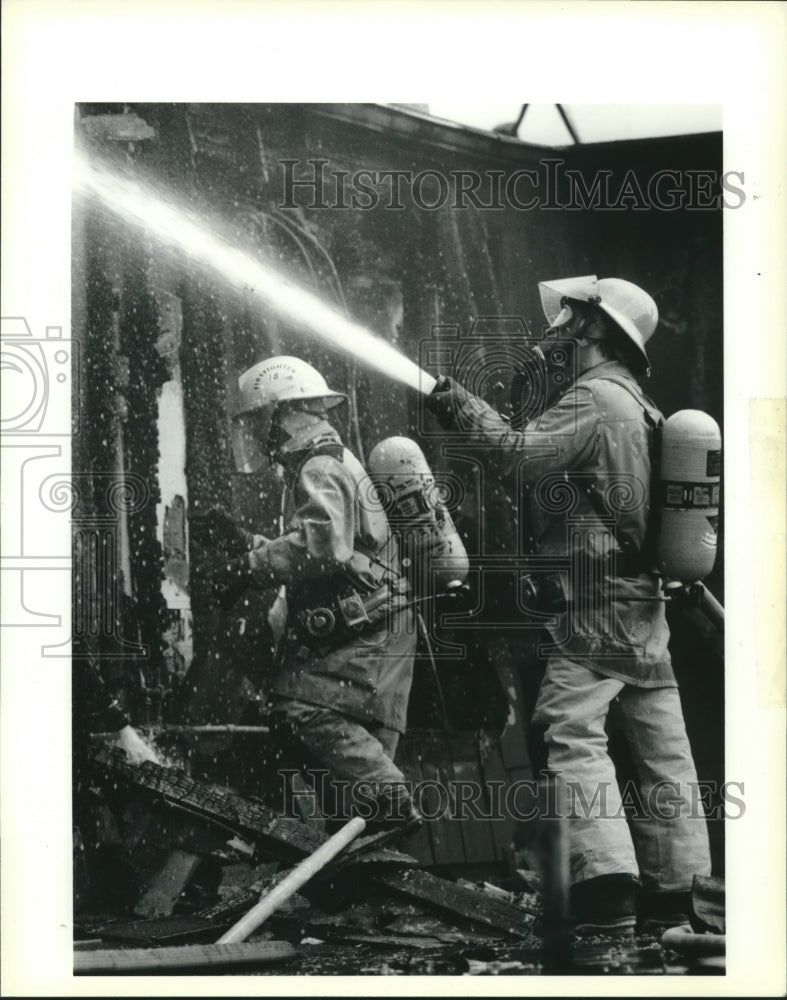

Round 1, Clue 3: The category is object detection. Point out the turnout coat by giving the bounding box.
[247,421,416,731]
[453,361,675,688]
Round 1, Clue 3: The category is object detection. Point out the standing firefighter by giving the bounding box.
[214,355,419,829]
[425,276,712,934]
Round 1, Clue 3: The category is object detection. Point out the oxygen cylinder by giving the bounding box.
[368,437,469,596]
[656,410,721,582]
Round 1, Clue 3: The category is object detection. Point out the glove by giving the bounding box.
[211,554,254,610]
[423,375,472,431]
[190,505,253,556]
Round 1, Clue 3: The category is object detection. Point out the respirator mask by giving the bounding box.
[509,300,604,428]
[231,408,274,474]
[268,406,338,466]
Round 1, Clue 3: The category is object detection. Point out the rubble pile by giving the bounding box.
[74,745,724,976]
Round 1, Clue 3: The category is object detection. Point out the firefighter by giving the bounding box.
[425,276,712,934]
[212,355,419,828]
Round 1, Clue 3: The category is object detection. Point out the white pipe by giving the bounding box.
[216,816,367,944]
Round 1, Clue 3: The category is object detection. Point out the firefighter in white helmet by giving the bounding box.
[426,276,711,934]
[209,356,419,829]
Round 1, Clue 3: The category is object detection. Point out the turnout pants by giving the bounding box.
[269,697,408,821]
[532,657,712,891]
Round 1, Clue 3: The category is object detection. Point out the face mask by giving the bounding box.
[509,343,564,428]
[539,302,604,385]
[509,317,602,428]
[231,409,273,474]
[542,298,603,343]
[267,415,290,463]
[269,408,330,464]
[538,336,579,391]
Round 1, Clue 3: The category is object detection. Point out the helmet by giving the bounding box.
[538,275,658,372]
[236,355,346,414]
[231,356,346,473]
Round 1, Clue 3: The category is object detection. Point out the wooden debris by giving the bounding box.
[91,745,327,860]
[74,940,295,974]
[90,913,230,946]
[218,817,367,944]
[276,906,450,951]
[374,869,537,940]
[92,745,415,876]
[199,877,274,924]
[90,746,540,942]
[385,914,502,943]
[217,860,276,895]
[464,957,534,975]
[318,932,444,951]
[134,848,202,918]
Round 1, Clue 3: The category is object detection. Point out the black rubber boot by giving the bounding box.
[363,785,424,838]
[570,874,639,938]
[637,888,692,935]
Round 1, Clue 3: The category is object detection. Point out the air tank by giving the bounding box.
[368,437,469,596]
[656,410,721,582]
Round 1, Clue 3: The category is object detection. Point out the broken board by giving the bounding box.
[90,913,233,946]
[74,940,296,974]
[134,848,203,918]
[374,868,537,940]
[90,745,539,941]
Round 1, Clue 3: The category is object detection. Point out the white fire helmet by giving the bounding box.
[538,275,658,371]
[231,356,346,473]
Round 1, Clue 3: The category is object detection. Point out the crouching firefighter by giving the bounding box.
[217,355,420,831]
